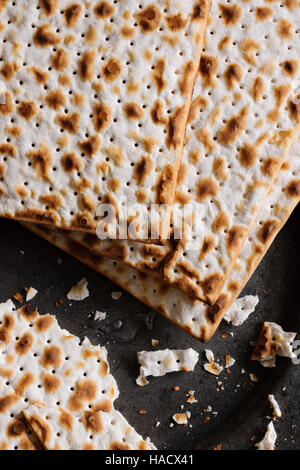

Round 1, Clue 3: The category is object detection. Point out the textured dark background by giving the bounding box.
[0,206,299,450]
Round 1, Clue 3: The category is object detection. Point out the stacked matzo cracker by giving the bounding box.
[68,0,300,304]
[1,3,300,344]
[0,0,210,237]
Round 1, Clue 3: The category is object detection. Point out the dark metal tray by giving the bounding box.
[0,206,299,450]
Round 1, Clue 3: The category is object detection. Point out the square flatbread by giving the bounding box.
[149,0,300,303]
[32,0,300,305]
[0,0,210,237]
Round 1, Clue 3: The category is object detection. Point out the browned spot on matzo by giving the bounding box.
[259,220,280,244]
[15,333,34,356]
[94,1,115,19]
[282,59,299,78]
[136,4,162,33]
[224,63,243,90]
[79,50,97,82]
[218,106,250,145]
[18,101,37,120]
[52,49,70,71]
[166,13,188,31]
[197,178,219,201]
[256,6,273,22]
[33,24,61,47]
[134,156,154,185]
[286,179,300,197]
[219,3,242,26]
[64,3,83,28]
[151,100,168,126]
[57,112,81,133]
[199,55,219,87]
[27,143,53,182]
[84,411,103,434]
[45,89,66,110]
[102,58,122,82]
[61,152,82,173]
[79,135,101,158]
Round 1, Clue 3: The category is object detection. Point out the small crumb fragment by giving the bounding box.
[55,298,64,307]
[268,394,282,419]
[256,422,277,450]
[13,292,24,303]
[169,423,174,428]
[225,355,236,368]
[155,421,160,427]
[26,287,38,302]
[172,412,190,425]
[186,390,197,404]
[213,444,222,450]
[136,375,149,387]
[204,417,210,424]
[203,406,212,413]
[67,278,89,301]
[204,350,223,376]
[139,409,147,415]
[250,373,259,382]
[94,311,106,322]
[111,291,122,300]
[173,386,180,392]
[151,339,159,347]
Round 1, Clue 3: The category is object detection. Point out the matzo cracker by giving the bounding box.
[0,0,211,238]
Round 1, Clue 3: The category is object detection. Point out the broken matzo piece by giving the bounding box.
[0,0,211,239]
[67,277,89,301]
[251,322,297,368]
[0,299,118,423]
[0,299,155,450]
[223,295,259,327]
[256,422,277,451]
[136,348,199,385]
[23,404,155,450]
